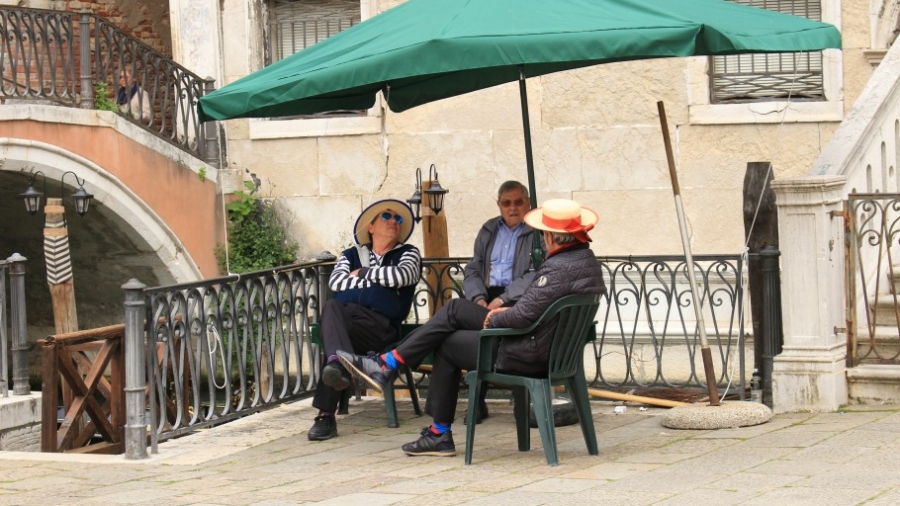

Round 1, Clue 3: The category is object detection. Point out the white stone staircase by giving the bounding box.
[812,37,900,405]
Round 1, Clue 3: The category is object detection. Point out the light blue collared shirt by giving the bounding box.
[489,219,525,288]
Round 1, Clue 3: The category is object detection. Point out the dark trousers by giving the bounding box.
[312,299,398,412]
[395,298,492,424]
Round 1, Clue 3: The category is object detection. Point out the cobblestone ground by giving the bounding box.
[1,399,899,506]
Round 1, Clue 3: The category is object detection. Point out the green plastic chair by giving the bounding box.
[463,293,600,466]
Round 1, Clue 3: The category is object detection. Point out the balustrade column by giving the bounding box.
[770,176,847,412]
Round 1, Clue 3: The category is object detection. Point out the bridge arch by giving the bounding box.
[1,137,202,283]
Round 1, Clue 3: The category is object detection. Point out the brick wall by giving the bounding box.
[63,0,172,58]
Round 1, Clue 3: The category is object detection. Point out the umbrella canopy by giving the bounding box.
[198,0,841,122]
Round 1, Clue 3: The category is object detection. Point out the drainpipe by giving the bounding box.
[760,246,784,408]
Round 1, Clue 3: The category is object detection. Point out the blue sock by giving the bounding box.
[382,351,398,370]
[431,421,451,435]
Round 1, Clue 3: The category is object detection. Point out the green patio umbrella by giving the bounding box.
[199,0,841,203]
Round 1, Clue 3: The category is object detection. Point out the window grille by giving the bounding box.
[266,0,364,117]
[710,0,825,103]
[268,0,360,63]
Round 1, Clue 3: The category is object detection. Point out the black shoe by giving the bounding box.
[308,415,337,441]
[402,427,456,457]
[322,361,350,391]
[337,350,390,392]
[464,401,490,425]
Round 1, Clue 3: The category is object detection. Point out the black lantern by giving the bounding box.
[19,176,44,215]
[408,164,449,223]
[72,186,93,217]
[424,164,449,216]
[406,179,423,223]
[19,170,93,220]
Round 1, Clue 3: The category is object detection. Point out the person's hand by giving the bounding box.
[350,269,361,277]
[483,307,509,328]
[476,299,488,308]
[487,298,504,310]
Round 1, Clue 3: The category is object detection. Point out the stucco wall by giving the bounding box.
[0,114,222,279]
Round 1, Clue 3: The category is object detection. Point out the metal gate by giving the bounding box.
[845,193,900,365]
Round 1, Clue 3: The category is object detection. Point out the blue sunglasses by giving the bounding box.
[380,211,404,224]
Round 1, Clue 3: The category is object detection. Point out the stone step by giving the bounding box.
[870,296,900,324]
[847,364,900,404]
[853,325,900,363]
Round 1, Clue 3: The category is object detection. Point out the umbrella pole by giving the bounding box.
[518,66,538,208]
[656,101,720,407]
[518,66,546,268]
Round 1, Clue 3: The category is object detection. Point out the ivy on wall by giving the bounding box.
[216,181,298,274]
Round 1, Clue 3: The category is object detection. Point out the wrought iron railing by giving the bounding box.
[135,253,746,446]
[0,7,218,164]
[143,260,326,444]
[846,193,900,365]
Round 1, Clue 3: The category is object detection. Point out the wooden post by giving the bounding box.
[422,181,451,316]
[742,162,779,375]
[44,198,79,411]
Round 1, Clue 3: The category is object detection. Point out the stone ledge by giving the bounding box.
[0,393,42,452]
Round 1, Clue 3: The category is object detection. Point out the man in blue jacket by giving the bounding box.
[307,199,422,441]
[339,199,605,457]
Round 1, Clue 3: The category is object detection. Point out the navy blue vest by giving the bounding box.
[332,244,419,325]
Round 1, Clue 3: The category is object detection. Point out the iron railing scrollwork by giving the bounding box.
[137,253,745,442]
[846,194,900,365]
[591,255,745,394]
[144,261,324,443]
[0,6,217,164]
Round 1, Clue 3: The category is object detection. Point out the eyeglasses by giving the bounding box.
[380,211,404,224]
[499,198,526,208]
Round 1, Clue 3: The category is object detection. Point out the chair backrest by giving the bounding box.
[543,293,601,381]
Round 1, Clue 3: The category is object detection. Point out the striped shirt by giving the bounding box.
[329,244,421,292]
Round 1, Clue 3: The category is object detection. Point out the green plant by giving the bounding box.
[198,166,207,182]
[93,82,119,112]
[216,181,298,274]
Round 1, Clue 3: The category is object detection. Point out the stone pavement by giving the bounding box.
[1,397,899,506]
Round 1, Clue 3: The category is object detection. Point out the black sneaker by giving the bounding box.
[322,361,350,391]
[402,427,456,457]
[337,351,390,392]
[308,415,337,441]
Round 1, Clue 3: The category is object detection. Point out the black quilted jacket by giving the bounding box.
[489,242,606,374]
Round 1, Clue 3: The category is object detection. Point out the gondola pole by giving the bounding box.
[657,101,720,406]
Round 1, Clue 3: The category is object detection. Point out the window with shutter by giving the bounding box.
[710,0,825,103]
[269,0,361,62]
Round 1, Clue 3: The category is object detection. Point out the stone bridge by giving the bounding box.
[0,103,224,338]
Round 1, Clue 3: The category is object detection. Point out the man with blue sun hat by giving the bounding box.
[307,199,422,441]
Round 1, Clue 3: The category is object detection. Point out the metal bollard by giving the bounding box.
[0,259,8,397]
[316,251,337,304]
[760,246,784,408]
[123,278,148,460]
[8,253,29,395]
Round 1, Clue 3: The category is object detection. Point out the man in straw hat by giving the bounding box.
[307,199,422,441]
[339,198,606,457]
